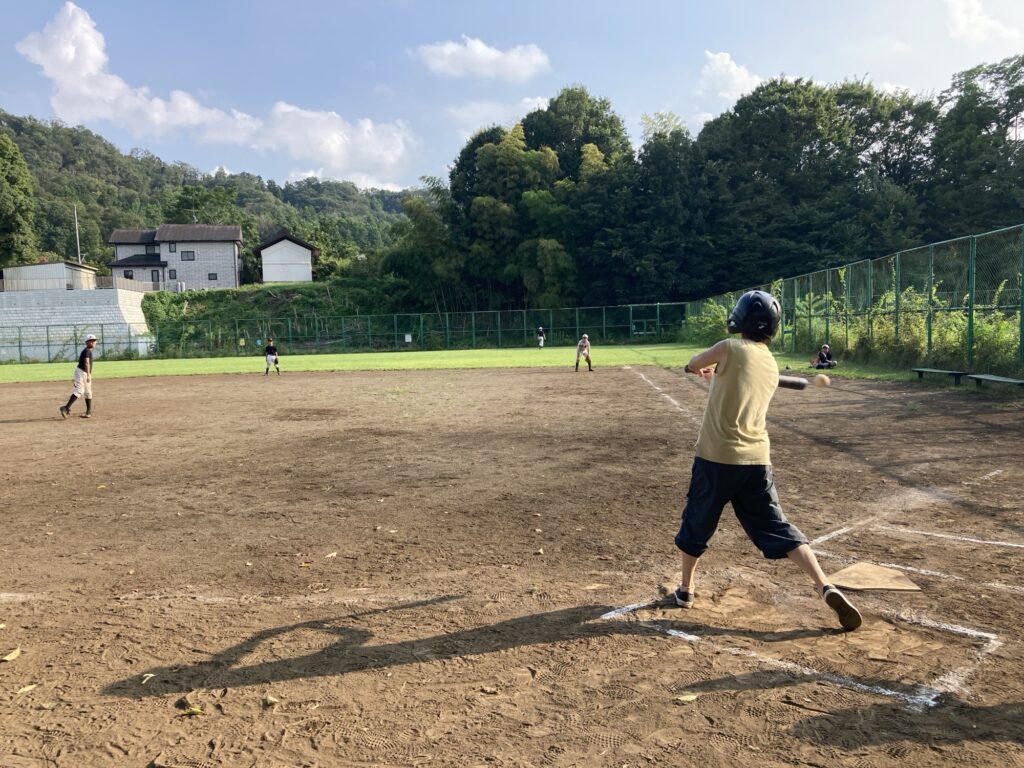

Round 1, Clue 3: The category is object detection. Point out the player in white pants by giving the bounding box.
[264,337,280,375]
[60,333,97,419]
[536,326,546,349]
[575,334,592,372]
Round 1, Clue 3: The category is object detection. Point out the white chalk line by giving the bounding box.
[876,610,1002,698]
[629,368,702,426]
[600,601,950,708]
[873,524,1024,550]
[813,548,1024,594]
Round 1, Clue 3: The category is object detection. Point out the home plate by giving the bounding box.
[828,562,922,591]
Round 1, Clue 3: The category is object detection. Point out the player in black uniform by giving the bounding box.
[60,333,97,419]
[264,337,280,375]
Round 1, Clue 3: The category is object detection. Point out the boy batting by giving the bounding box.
[59,333,97,419]
[673,291,861,631]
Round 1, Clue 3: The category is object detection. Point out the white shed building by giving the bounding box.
[0,262,97,292]
[257,233,317,283]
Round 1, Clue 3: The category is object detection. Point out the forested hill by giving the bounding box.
[3,52,1024,316]
[0,108,413,280]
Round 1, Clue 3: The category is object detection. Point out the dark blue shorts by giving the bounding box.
[674,457,808,560]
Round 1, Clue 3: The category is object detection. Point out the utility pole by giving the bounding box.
[73,204,82,264]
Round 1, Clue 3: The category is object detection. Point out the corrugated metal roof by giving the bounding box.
[108,229,157,244]
[155,224,242,242]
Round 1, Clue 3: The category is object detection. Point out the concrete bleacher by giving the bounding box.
[0,289,152,362]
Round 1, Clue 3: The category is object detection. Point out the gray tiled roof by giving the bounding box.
[256,231,320,256]
[155,224,242,242]
[108,229,157,244]
[109,254,167,267]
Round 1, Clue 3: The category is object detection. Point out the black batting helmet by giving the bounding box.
[727,290,781,339]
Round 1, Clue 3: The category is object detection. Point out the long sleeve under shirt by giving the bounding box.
[695,337,777,465]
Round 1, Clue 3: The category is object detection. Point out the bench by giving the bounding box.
[911,368,967,385]
[967,374,1024,388]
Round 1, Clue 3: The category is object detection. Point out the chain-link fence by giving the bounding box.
[0,322,151,363]
[0,303,690,363]
[682,224,1024,375]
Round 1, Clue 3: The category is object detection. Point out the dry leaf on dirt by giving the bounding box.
[179,706,204,717]
[2,647,21,662]
[674,694,700,703]
[324,551,337,559]
[17,684,37,694]
[141,674,155,685]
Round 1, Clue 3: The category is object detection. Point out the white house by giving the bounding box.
[257,232,317,283]
[0,261,97,292]
[107,224,243,290]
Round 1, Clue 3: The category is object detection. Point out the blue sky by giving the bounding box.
[2,1,1024,190]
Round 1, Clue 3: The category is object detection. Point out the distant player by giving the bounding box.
[673,290,861,631]
[59,333,97,419]
[536,326,547,349]
[264,337,280,376]
[575,333,592,372]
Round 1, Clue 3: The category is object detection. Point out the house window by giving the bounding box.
[145,244,159,255]
[124,269,134,280]
[208,273,218,281]
[168,269,177,279]
[181,251,195,261]
[169,243,177,253]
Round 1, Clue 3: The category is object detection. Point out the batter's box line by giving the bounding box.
[598,601,1000,709]
[872,524,1024,550]
[812,547,1024,595]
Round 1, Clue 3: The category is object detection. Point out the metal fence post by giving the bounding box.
[549,309,554,341]
[927,245,934,356]
[522,310,527,346]
[602,306,607,340]
[367,317,372,350]
[127,323,132,357]
[341,316,347,352]
[967,236,976,370]
[656,302,661,339]
[419,314,424,349]
[497,311,502,348]
[17,326,22,363]
[629,305,634,340]
[394,314,399,350]
[844,270,850,352]
[445,312,450,349]
[1019,226,1024,369]
[574,307,579,340]
[894,252,901,349]
[824,272,830,344]
[100,323,105,358]
[288,318,293,346]
[471,312,476,348]
[867,260,874,345]
[46,325,51,363]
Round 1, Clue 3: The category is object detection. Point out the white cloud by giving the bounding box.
[944,0,1018,43]
[416,35,550,82]
[697,51,762,101]
[17,2,415,186]
[447,96,548,139]
[878,81,913,95]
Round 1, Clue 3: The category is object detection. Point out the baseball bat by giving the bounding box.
[778,375,808,390]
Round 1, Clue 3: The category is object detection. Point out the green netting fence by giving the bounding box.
[0,303,688,363]
[681,223,1024,375]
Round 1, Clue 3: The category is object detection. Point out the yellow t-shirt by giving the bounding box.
[695,337,778,465]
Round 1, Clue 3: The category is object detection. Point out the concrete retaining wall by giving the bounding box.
[0,289,152,362]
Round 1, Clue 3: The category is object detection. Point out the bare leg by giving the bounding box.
[785,544,829,592]
[679,551,700,591]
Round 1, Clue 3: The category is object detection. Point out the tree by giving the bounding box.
[522,87,632,180]
[0,132,36,265]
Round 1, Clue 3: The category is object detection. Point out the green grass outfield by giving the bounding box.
[0,344,909,384]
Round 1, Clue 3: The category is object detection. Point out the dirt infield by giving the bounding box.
[1,366,1022,767]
